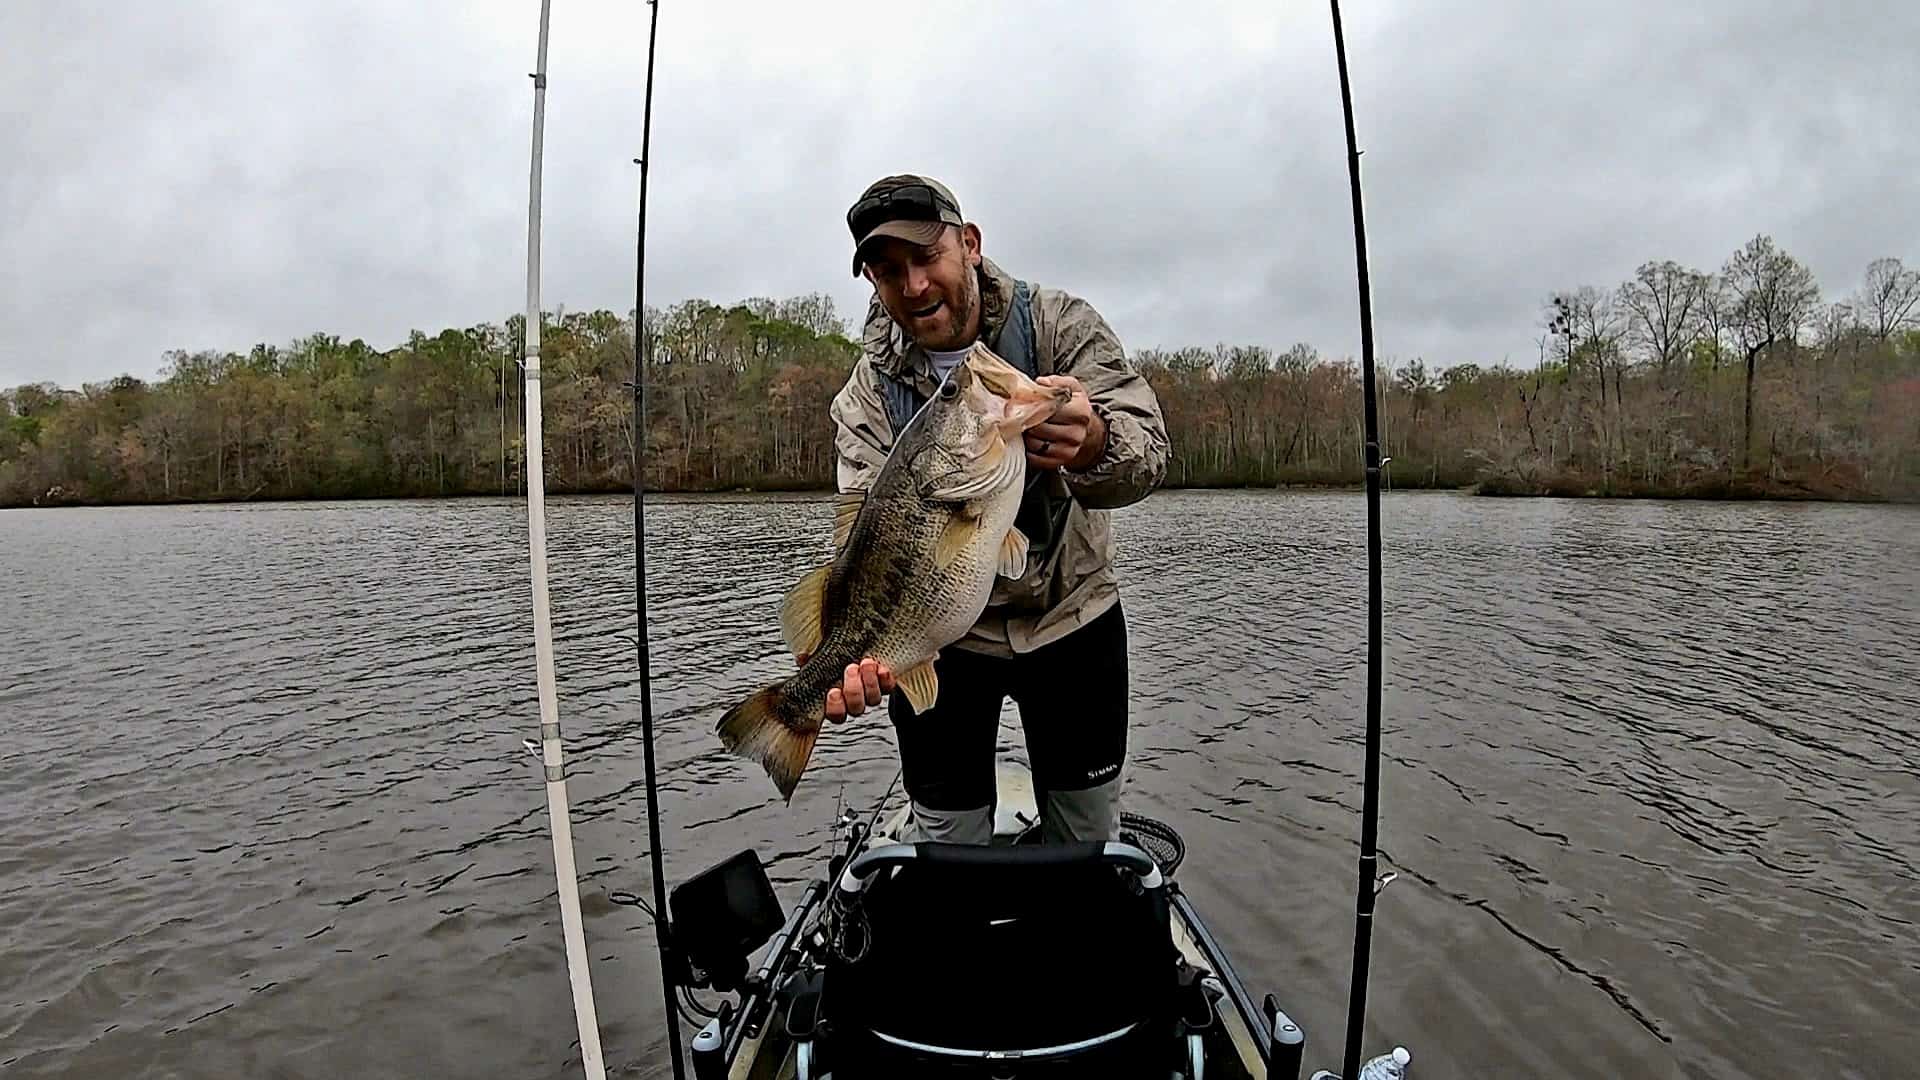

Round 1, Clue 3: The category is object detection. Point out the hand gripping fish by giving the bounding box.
[717,342,1072,800]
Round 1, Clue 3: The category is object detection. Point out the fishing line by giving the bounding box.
[680,986,721,1020]
[605,889,657,921]
[605,893,715,1029]
[861,767,903,838]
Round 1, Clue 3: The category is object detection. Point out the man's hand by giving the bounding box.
[797,654,895,723]
[1025,374,1108,472]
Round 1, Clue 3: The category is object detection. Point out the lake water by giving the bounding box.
[2,490,1916,1079]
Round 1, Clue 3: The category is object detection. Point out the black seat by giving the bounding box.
[798,841,1198,1079]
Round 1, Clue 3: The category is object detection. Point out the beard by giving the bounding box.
[894,266,979,352]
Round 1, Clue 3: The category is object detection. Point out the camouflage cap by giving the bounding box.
[846,174,965,276]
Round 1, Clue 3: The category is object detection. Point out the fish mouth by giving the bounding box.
[1003,386,1072,436]
[968,347,1071,434]
[1014,381,1074,412]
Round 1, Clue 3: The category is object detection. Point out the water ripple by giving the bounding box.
[0,491,1915,1078]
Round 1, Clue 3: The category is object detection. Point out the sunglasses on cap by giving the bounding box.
[846,183,962,241]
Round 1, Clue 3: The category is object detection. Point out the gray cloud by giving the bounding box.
[3,0,1914,390]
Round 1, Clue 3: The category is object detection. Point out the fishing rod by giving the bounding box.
[629,3,688,1080]
[1326,2,1393,1079]
[520,1,609,1077]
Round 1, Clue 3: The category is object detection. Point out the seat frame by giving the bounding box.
[778,840,1217,1079]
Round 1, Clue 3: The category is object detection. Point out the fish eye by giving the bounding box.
[938,380,959,400]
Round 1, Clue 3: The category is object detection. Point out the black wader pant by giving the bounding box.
[887,601,1129,845]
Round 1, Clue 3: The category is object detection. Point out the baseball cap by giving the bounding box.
[846,174,965,276]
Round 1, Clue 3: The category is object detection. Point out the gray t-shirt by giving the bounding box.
[928,346,970,385]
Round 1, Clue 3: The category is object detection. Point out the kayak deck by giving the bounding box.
[682,762,1305,1079]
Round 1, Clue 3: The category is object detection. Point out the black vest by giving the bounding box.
[873,279,1072,587]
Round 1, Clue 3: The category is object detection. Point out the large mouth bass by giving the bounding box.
[717,342,1072,800]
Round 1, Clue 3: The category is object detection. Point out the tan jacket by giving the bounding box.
[828,257,1170,655]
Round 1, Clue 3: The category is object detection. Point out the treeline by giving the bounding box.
[0,295,859,506]
[1150,239,1919,501]
[3,237,1916,509]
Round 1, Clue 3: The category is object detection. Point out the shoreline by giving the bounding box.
[6,477,1908,511]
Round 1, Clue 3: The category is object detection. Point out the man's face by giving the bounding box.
[861,223,983,352]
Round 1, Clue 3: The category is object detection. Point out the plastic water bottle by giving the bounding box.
[1357,1046,1411,1079]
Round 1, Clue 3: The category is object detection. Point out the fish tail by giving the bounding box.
[716,684,819,802]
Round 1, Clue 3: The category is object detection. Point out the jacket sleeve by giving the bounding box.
[828,361,893,496]
[1043,291,1170,509]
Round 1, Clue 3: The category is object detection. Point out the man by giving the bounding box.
[818,174,1169,846]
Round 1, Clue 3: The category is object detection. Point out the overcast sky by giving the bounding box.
[3,1,1914,390]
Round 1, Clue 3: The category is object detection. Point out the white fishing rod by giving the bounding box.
[519,1,608,1077]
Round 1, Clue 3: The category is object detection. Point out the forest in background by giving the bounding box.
[3,236,1916,509]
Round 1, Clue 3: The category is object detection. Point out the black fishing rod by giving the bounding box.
[629,2,687,1079]
[1327,2,1391,1079]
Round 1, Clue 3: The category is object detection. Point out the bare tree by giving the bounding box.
[1546,285,1628,476]
[1722,234,1820,471]
[1617,259,1709,373]
[776,293,850,340]
[1814,301,1859,356]
[1691,274,1734,370]
[1855,257,1920,341]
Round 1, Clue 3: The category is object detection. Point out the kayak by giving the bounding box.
[671,761,1310,1079]
[530,2,1410,1077]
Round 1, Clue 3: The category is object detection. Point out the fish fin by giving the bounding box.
[935,512,982,568]
[831,490,864,550]
[780,563,830,660]
[716,684,818,802]
[998,526,1029,579]
[895,658,939,714]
